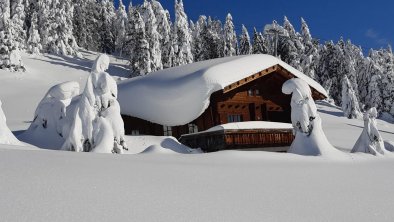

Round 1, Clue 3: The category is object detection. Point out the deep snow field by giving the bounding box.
[1,52,394,222]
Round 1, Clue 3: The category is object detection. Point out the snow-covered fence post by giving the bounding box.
[351,107,387,155]
[282,78,344,157]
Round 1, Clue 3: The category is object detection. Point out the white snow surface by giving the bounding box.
[118,54,328,126]
[205,121,292,133]
[1,52,394,221]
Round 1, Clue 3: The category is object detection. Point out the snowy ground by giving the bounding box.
[1,52,394,221]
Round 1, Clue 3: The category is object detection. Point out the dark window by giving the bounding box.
[227,114,243,123]
[131,130,140,136]
[163,126,172,136]
[188,124,198,134]
[255,89,260,95]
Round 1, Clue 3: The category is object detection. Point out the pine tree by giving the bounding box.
[198,16,223,60]
[10,0,26,50]
[127,8,151,76]
[223,13,237,57]
[27,11,41,54]
[278,16,303,71]
[252,27,268,54]
[300,18,318,79]
[380,46,394,114]
[0,0,13,69]
[140,0,162,71]
[238,25,251,55]
[342,75,362,119]
[191,15,207,61]
[366,74,383,111]
[151,0,172,68]
[114,0,127,56]
[99,0,115,54]
[173,0,193,66]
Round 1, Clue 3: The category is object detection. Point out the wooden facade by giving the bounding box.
[122,64,326,151]
[179,129,294,152]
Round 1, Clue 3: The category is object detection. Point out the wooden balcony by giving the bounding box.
[179,128,294,153]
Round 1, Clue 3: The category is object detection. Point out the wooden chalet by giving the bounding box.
[118,55,327,152]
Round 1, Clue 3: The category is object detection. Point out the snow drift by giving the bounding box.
[0,100,21,145]
[118,54,328,126]
[282,78,345,158]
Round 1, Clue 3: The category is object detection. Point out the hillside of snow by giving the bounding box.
[1,52,394,221]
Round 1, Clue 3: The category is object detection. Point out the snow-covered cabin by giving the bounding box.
[118,54,327,151]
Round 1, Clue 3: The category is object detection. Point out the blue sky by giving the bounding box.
[117,0,393,53]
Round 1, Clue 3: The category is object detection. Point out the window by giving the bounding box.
[255,89,260,95]
[163,126,172,136]
[131,130,140,136]
[227,114,243,123]
[188,124,198,134]
[248,89,253,96]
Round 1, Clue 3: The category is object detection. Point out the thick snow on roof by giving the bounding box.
[205,121,293,133]
[118,54,328,126]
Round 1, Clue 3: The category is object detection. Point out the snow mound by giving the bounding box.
[282,78,346,158]
[118,54,327,126]
[0,100,21,145]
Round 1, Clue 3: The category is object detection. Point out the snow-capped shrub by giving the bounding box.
[341,75,362,119]
[62,54,128,154]
[351,107,387,156]
[282,78,345,158]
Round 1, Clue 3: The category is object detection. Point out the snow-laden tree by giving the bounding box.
[27,11,41,54]
[282,78,345,157]
[151,0,172,68]
[191,15,207,62]
[173,0,193,66]
[99,0,115,54]
[0,0,24,71]
[366,74,383,111]
[10,0,26,50]
[114,0,128,56]
[223,13,237,57]
[73,0,100,51]
[380,46,394,114]
[252,27,268,54]
[341,75,362,119]
[63,54,128,154]
[351,107,387,155]
[140,0,162,71]
[238,25,251,55]
[299,18,318,79]
[126,8,151,76]
[277,16,303,71]
[197,16,223,61]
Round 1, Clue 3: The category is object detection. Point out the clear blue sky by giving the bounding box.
[117,0,393,53]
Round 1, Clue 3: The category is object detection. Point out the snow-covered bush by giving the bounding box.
[0,99,21,145]
[341,75,362,119]
[351,107,387,156]
[62,54,128,154]
[27,81,80,140]
[282,78,344,157]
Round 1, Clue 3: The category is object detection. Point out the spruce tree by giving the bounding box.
[300,18,318,79]
[151,0,172,69]
[173,0,193,66]
[127,8,151,76]
[252,27,268,54]
[99,0,115,54]
[223,13,237,57]
[27,11,41,54]
[238,25,251,55]
[342,75,362,119]
[114,0,128,56]
[10,0,26,50]
[140,0,162,71]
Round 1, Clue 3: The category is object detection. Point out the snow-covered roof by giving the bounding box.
[118,54,328,126]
